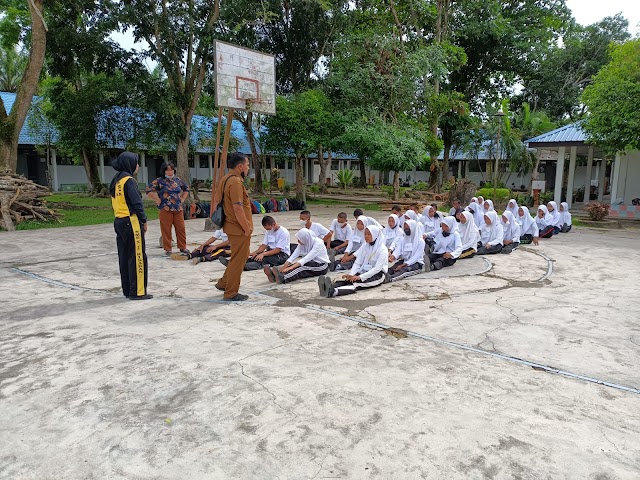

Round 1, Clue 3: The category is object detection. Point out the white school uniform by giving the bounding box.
[480,211,503,247]
[329,218,353,242]
[428,216,463,258]
[560,202,572,227]
[394,219,426,266]
[458,211,480,251]
[351,226,389,280]
[263,225,291,255]
[536,205,554,231]
[383,214,402,250]
[420,205,442,235]
[501,211,521,244]
[288,229,330,265]
[516,207,539,237]
[307,221,330,239]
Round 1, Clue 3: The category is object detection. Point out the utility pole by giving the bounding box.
[493,110,505,203]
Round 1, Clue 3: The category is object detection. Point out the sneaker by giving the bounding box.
[384,272,391,284]
[192,256,203,265]
[223,293,248,302]
[273,267,285,284]
[323,276,333,298]
[165,250,172,256]
[423,254,431,272]
[129,294,153,300]
[180,249,190,255]
[170,252,190,260]
[335,263,344,271]
[264,265,276,283]
[327,286,335,297]
[318,275,327,296]
[327,249,336,272]
[219,257,229,267]
[213,282,225,291]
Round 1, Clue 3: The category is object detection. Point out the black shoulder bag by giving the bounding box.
[211,176,232,230]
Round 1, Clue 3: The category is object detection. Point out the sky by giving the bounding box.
[565,0,640,35]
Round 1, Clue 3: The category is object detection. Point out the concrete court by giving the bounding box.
[0,206,639,480]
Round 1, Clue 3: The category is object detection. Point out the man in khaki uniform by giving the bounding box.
[215,153,253,301]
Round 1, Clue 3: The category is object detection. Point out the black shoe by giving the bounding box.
[327,249,336,272]
[384,272,391,284]
[274,267,285,284]
[219,257,229,267]
[180,249,190,255]
[129,294,153,300]
[264,266,276,283]
[424,254,431,272]
[318,275,327,296]
[223,293,248,301]
[323,276,333,297]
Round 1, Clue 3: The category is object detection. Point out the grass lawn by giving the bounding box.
[10,193,159,231]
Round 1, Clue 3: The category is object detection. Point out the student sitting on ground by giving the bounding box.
[516,206,539,245]
[420,205,442,236]
[391,205,405,228]
[264,228,329,284]
[483,199,495,213]
[326,212,352,254]
[547,201,563,234]
[467,198,485,229]
[448,198,462,217]
[500,211,521,254]
[536,205,555,238]
[318,225,388,298]
[506,198,519,218]
[424,216,462,271]
[353,208,382,228]
[335,215,372,271]
[300,210,330,240]
[477,211,503,254]
[559,202,572,232]
[458,211,480,259]
[387,219,426,282]
[239,216,291,271]
[383,214,402,250]
[191,228,230,265]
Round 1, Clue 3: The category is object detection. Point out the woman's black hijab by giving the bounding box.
[109,152,139,197]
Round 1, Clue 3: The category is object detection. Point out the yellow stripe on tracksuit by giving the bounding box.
[113,176,145,296]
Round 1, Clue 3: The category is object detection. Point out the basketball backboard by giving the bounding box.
[214,40,276,115]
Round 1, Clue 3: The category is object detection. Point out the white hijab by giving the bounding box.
[295,228,316,255]
[421,205,441,232]
[403,210,418,222]
[501,211,520,242]
[383,214,400,248]
[516,206,537,236]
[547,201,562,227]
[506,199,519,218]
[399,219,423,256]
[480,210,503,246]
[560,202,572,226]
[357,225,388,266]
[536,205,553,228]
[467,202,485,229]
[459,210,480,251]
[483,199,495,212]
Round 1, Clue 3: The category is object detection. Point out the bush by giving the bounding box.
[584,202,609,221]
[539,191,554,204]
[516,193,533,207]
[411,181,429,191]
[335,169,354,189]
[476,187,511,203]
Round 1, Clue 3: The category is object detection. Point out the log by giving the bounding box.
[0,173,59,229]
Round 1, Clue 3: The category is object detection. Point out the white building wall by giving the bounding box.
[617,150,640,204]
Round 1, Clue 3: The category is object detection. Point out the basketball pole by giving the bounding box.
[211,107,224,207]
[220,107,235,181]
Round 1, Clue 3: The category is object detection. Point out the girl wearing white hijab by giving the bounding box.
[559,202,572,232]
[424,216,462,271]
[467,201,485,229]
[547,201,562,234]
[420,205,442,235]
[388,219,425,282]
[536,205,555,238]
[477,211,503,254]
[458,210,480,258]
[483,199,495,213]
[265,228,329,284]
[501,211,521,254]
[318,226,389,298]
[506,199,519,218]
[516,206,539,245]
[383,214,402,250]
[335,215,372,271]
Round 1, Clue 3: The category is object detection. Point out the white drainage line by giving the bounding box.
[303,304,640,395]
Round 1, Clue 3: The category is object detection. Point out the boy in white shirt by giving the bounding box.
[327,212,352,254]
[191,228,230,265]
[239,215,292,271]
[300,210,330,241]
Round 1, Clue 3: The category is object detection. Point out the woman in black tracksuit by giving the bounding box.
[110,152,152,300]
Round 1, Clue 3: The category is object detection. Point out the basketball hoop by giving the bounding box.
[244,97,273,111]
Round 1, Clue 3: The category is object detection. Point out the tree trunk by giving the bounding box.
[393,171,400,201]
[242,112,262,194]
[358,159,366,188]
[0,0,47,173]
[176,134,190,183]
[81,149,102,193]
[442,142,451,186]
[295,154,305,201]
[318,146,330,193]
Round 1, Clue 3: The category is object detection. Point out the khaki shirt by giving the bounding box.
[220,172,253,236]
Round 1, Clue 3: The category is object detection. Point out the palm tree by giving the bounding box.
[0,47,28,93]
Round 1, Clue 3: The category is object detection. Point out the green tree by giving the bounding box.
[0,46,27,92]
[582,39,640,154]
[0,0,47,173]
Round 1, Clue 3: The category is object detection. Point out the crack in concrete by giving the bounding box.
[602,432,629,461]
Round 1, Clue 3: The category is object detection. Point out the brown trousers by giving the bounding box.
[159,208,187,251]
[217,232,251,298]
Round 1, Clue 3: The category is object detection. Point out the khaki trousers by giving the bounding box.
[217,232,251,298]
[159,208,187,251]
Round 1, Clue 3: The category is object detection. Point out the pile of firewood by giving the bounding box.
[0,173,60,231]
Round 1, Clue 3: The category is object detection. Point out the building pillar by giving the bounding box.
[566,146,577,208]
[554,146,566,205]
[584,146,594,203]
[51,148,59,192]
[457,161,462,179]
[610,153,621,204]
[99,151,105,183]
[598,159,607,202]
[140,152,147,185]
[208,154,213,179]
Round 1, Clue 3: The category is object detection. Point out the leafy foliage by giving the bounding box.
[584,202,610,221]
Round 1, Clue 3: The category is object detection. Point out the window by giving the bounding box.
[188,156,195,168]
[199,155,209,168]
[331,160,340,170]
[468,160,487,173]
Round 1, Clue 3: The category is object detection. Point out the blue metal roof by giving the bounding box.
[526,122,587,144]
